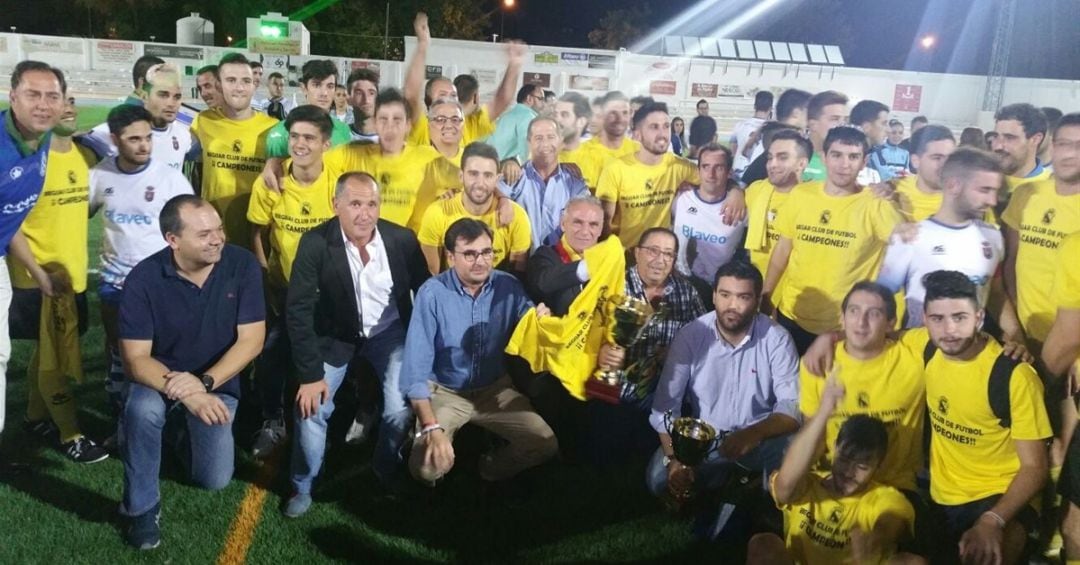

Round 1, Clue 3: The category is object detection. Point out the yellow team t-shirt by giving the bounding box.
[410,157,462,232]
[8,144,94,293]
[800,330,931,491]
[190,108,278,249]
[925,337,1052,505]
[416,196,532,270]
[407,107,494,148]
[1005,167,1052,195]
[774,182,904,335]
[773,473,915,565]
[323,143,444,228]
[1000,178,1080,342]
[246,162,336,284]
[1052,231,1080,309]
[595,152,699,248]
[745,180,793,286]
[574,136,640,190]
[894,175,997,224]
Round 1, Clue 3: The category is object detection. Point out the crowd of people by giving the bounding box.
[1,12,1078,564]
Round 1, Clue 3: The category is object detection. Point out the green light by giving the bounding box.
[259,21,288,38]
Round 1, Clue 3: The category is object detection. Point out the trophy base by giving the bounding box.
[585,378,622,405]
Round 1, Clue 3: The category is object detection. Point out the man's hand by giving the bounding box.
[820,368,846,413]
[1000,340,1033,364]
[506,39,527,65]
[260,158,285,193]
[536,303,551,319]
[667,459,694,499]
[422,428,455,471]
[414,12,431,45]
[720,427,761,460]
[869,179,899,200]
[598,343,626,370]
[849,526,884,565]
[296,379,330,420]
[496,195,514,228]
[500,159,523,185]
[720,188,747,225]
[892,222,920,243]
[180,392,232,426]
[803,332,841,376]
[1068,359,1080,397]
[958,515,1004,565]
[163,371,204,401]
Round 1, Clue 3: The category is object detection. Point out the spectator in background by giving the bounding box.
[899,115,928,152]
[125,55,166,106]
[346,68,379,143]
[265,72,291,121]
[1040,106,1063,167]
[689,99,718,158]
[587,96,604,138]
[195,65,221,109]
[850,99,890,183]
[737,88,812,185]
[543,90,557,114]
[730,90,773,162]
[802,90,849,181]
[984,130,999,147]
[959,127,987,150]
[488,83,546,166]
[670,117,687,157]
[869,117,910,181]
[332,84,353,126]
[249,61,268,112]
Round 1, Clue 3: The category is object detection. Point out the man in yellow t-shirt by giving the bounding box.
[799,282,929,493]
[992,103,1052,201]
[1002,114,1080,345]
[6,97,107,463]
[921,270,1050,564]
[763,126,904,354]
[893,125,957,222]
[246,105,338,460]
[596,102,700,249]
[190,53,278,250]
[553,92,592,181]
[575,91,640,191]
[417,143,531,275]
[744,130,810,293]
[752,382,916,565]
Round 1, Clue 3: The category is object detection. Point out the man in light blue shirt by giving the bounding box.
[502,116,588,250]
[487,83,545,165]
[403,218,557,487]
[648,260,800,539]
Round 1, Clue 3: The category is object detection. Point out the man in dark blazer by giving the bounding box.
[284,171,429,517]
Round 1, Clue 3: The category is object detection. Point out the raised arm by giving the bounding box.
[772,373,843,505]
[488,41,526,120]
[404,13,432,125]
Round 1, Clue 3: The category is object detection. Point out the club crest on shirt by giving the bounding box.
[9,166,23,180]
[857,392,870,408]
[645,179,655,191]
[144,185,156,202]
[67,170,77,184]
[828,506,844,524]
[981,241,993,260]
[932,245,946,255]
[232,139,243,153]
[687,206,698,215]
[767,208,777,223]
[172,136,179,151]
[301,202,311,216]
[938,396,949,415]
[380,172,391,187]
[1043,208,1056,225]
[819,210,831,225]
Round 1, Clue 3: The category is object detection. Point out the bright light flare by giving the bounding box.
[920,34,936,49]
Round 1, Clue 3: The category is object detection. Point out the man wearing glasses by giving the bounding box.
[403,217,557,488]
[488,83,547,167]
[427,98,466,164]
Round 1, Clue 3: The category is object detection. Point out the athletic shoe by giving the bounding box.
[127,503,161,550]
[344,408,377,445]
[22,418,59,443]
[283,493,312,518]
[62,436,110,464]
[251,419,286,459]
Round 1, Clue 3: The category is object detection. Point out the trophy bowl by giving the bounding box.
[664,410,720,466]
[587,295,656,404]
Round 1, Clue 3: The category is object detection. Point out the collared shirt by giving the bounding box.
[502,161,588,250]
[649,312,800,434]
[487,103,538,164]
[118,244,266,397]
[402,269,533,400]
[340,227,399,338]
[622,267,707,403]
[0,110,51,257]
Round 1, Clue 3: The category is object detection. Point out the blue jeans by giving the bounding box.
[290,322,411,494]
[120,383,238,517]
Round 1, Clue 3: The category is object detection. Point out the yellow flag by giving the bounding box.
[506,236,625,399]
[38,290,85,385]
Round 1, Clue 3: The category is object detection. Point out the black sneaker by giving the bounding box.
[127,503,161,550]
[62,436,110,464]
[22,418,59,443]
[251,419,287,459]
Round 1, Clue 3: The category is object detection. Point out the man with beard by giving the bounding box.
[502,116,587,250]
[195,65,221,110]
[576,91,639,190]
[552,92,593,180]
[920,270,1050,565]
[992,103,1051,201]
[688,99,717,159]
[345,68,379,143]
[891,125,956,221]
[737,88,812,186]
[647,259,799,540]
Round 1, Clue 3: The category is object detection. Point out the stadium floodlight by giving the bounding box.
[259,20,289,38]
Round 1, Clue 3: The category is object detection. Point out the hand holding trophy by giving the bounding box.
[585,295,655,404]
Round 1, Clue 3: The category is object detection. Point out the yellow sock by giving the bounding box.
[1065,560,1080,565]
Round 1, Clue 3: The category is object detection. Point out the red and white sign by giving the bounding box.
[649,80,677,96]
[95,40,137,67]
[691,83,718,98]
[893,84,923,112]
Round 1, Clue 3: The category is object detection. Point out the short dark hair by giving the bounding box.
[994,103,1047,140]
[159,194,209,238]
[267,71,285,82]
[768,128,813,160]
[461,142,500,170]
[631,96,655,107]
[696,99,708,108]
[888,119,903,129]
[940,147,1003,186]
[602,91,629,107]
[753,90,774,113]
[959,127,987,149]
[300,59,337,85]
[1053,113,1080,141]
[712,260,763,297]
[835,415,889,464]
[632,101,669,130]
[823,126,869,156]
[106,104,153,135]
[1042,107,1063,127]
[132,55,165,88]
[375,88,411,121]
[911,115,929,127]
[453,74,480,102]
[697,142,732,169]
[910,124,955,155]
[11,60,67,94]
[216,53,251,78]
[850,100,889,128]
[347,68,380,91]
[807,90,848,121]
[444,217,494,253]
[923,270,979,309]
[776,89,812,122]
[250,60,264,69]
[841,281,897,321]
[544,90,556,102]
[516,83,542,103]
[558,91,592,120]
[637,227,679,255]
[285,105,334,140]
[196,64,218,77]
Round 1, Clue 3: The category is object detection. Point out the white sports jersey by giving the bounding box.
[672,189,748,282]
[877,218,1004,327]
[85,120,194,172]
[89,157,194,287]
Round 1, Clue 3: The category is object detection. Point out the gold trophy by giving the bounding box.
[585,295,656,404]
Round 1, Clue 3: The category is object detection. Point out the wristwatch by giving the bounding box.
[200,374,215,393]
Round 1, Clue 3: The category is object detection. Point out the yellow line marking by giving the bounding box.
[216,449,282,565]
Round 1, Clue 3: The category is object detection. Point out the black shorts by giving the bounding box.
[933,494,1039,541]
[897,488,932,557]
[776,310,818,356]
[1059,426,1080,508]
[8,287,89,339]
